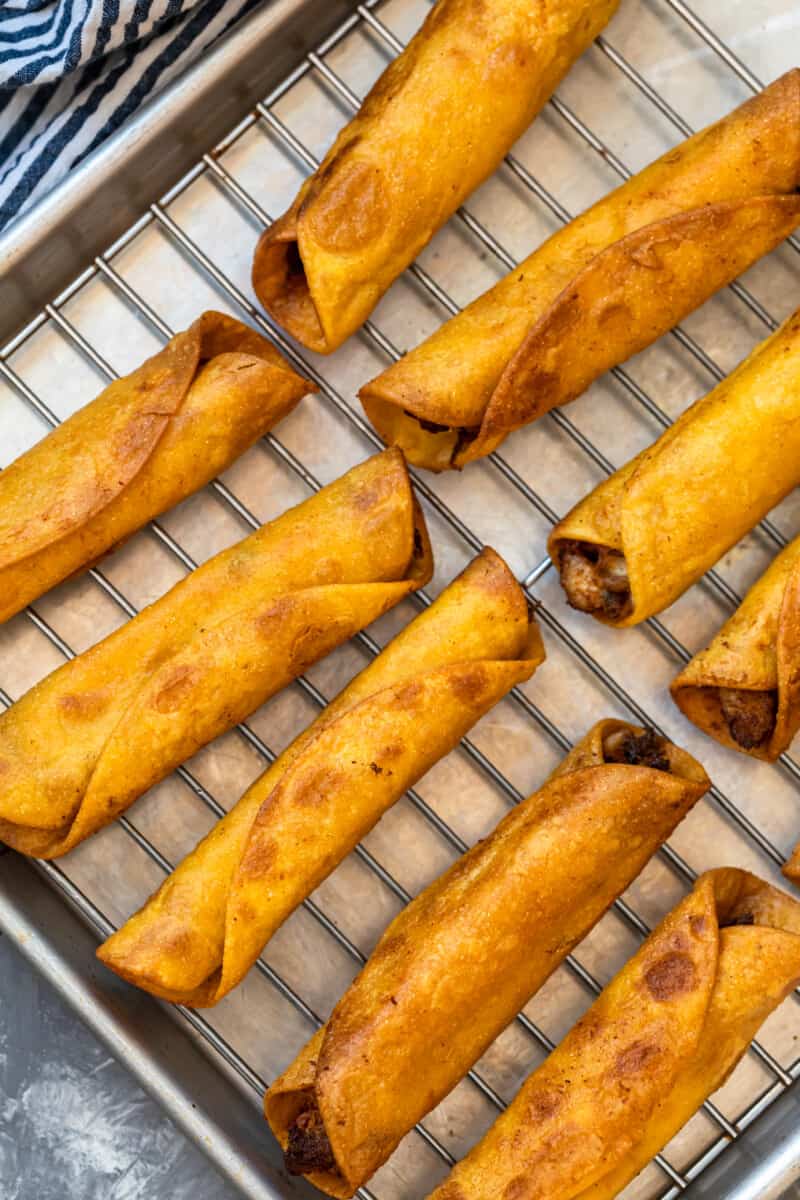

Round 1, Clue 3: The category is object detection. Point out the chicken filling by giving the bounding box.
[557,541,631,621]
[603,728,670,773]
[285,1103,336,1176]
[718,687,777,750]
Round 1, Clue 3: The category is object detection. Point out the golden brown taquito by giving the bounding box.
[97,548,545,1005]
[262,721,709,1198]
[549,306,800,627]
[428,868,800,1200]
[671,536,800,759]
[0,450,431,859]
[252,0,620,354]
[0,312,313,623]
[783,845,800,886]
[361,70,800,470]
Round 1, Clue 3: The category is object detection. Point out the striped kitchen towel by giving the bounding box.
[0,0,263,232]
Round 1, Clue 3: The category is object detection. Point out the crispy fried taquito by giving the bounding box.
[97,548,544,1004]
[428,868,800,1200]
[549,306,800,626]
[783,844,800,887]
[0,312,312,622]
[361,70,800,470]
[252,0,620,354]
[671,536,800,759]
[263,720,709,1197]
[0,450,431,858]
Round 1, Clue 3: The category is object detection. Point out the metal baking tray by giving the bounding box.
[2,1,800,1198]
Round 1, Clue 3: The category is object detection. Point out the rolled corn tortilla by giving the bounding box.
[0,449,431,859]
[671,536,800,759]
[428,868,800,1200]
[97,547,545,1005]
[783,845,800,888]
[0,311,313,623]
[251,0,620,355]
[360,70,800,470]
[548,305,800,627]
[262,720,709,1198]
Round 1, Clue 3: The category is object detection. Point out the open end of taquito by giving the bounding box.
[545,717,707,786]
[262,718,708,1199]
[671,537,800,761]
[253,205,330,354]
[548,536,633,624]
[425,868,800,1200]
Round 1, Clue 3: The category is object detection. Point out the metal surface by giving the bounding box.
[1,1,800,1198]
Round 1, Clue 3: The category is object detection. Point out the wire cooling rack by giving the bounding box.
[2,2,800,1197]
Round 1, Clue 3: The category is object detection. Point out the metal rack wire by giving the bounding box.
[1,2,799,1197]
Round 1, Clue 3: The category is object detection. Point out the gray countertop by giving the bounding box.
[0,931,239,1200]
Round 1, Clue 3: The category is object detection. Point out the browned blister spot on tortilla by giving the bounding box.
[487,38,533,77]
[509,368,560,419]
[253,597,294,639]
[154,664,201,713]
[614,1038,660,1077]
[526,1090,562,1121]
[690,914,707,936]
[377,742,404,763]
[305,157,391,254]
[350,469,396,514]
[58,689,112,720]
[292,764,349,808]
[449,665,490,705]
[114,412,167,463]
[155,925,200,959]
[291,620,351,673]
[393,680,423,707]
[309,556,343,585]
[580,1011,604,1041]
[240,834,278,878]
[644,951,697,1000]
[597,301,632,327]
[504,1175,533,1200]
[371,932,407,964]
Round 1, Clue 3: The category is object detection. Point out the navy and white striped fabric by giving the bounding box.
[0,0,262,231]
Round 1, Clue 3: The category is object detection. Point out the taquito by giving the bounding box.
[783,843,800,888]
[549,305,800,626]
[671,536,800,759]
[263,720,709,1198]
[252,0,620,355]
[97,548,545,1005]
[361,70,800,470]
[0,449,431,859]
[0,311,313,623]
[428,868,800,1200]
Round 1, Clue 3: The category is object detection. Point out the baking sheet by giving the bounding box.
[1,1,800,1196]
